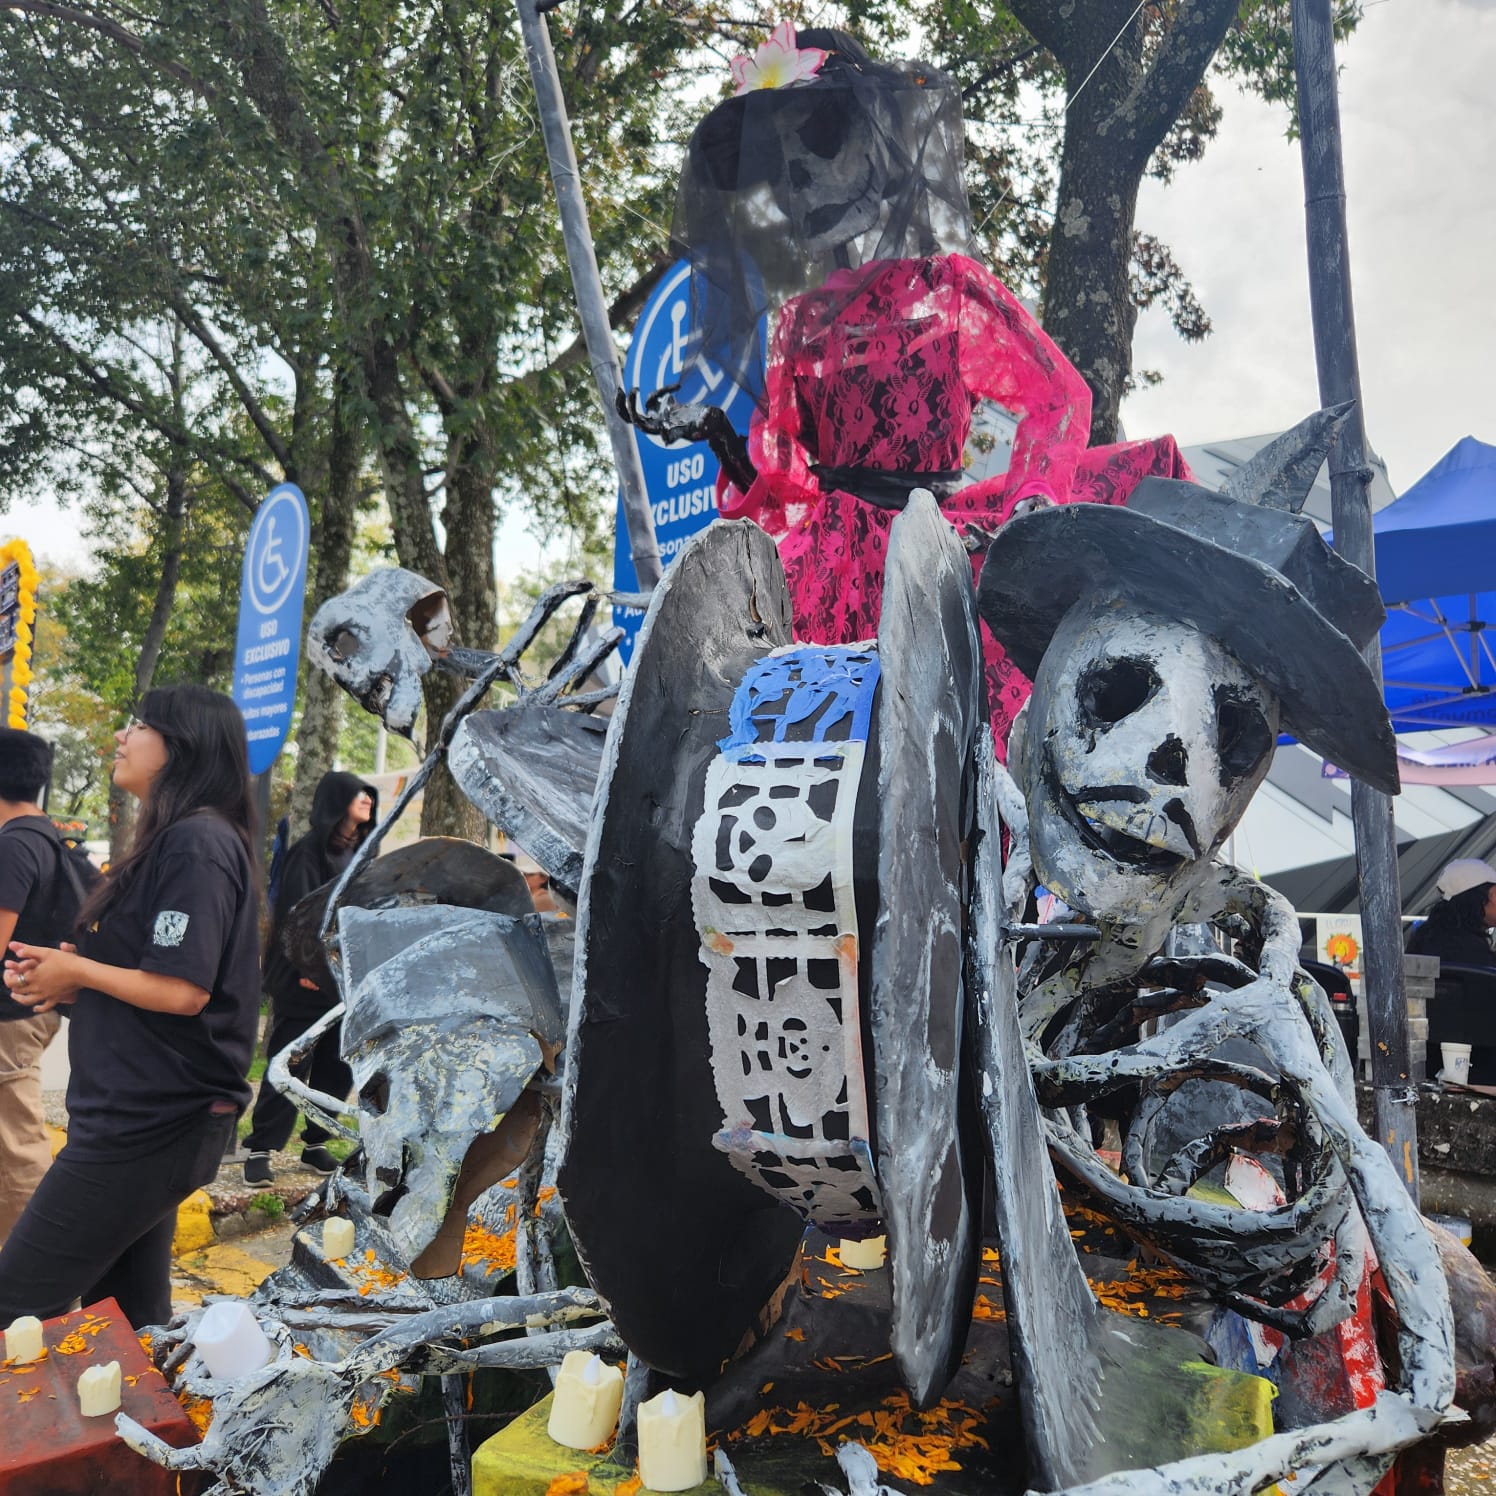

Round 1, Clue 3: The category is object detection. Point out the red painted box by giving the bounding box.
[0,1299,201,1495]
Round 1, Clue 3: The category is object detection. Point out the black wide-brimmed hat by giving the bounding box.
[559,493,983,1406]
[977,410,1399,794]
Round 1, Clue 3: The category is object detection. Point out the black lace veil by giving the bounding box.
[671,31,973,402]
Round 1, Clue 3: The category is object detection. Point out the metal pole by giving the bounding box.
[514,0,663,590]
[1292,0,1418,1202]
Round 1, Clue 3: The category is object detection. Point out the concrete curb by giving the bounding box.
[172,1190,217,1256]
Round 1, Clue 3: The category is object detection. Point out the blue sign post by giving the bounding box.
[232,483,311,776]
[612,260,755,659]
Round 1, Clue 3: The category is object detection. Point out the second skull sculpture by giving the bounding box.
[1017,599,1279,951]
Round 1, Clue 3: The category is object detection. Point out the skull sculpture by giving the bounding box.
[337,905,564,1275]
[1019,596,1279,936]
[306,568,453,737]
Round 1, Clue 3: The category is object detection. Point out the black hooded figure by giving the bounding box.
[1407,870,1496,971]
[243,771,377,1181]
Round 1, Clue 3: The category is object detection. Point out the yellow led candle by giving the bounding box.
[839,1235,887,1270]
[547,1350,625,1450]
[637,1387,707,1492]
[78,1360,122,1416]
[4,1315,44,1363]
[321,1217,356,1260]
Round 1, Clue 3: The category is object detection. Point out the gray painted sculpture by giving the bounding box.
[122,418,1465,1494]
[975,407,1456,1490]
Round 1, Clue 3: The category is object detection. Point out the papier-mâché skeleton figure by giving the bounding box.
[122,415,1471,1496]
[970,407,1455,1488]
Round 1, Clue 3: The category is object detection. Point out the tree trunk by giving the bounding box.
[289,366,360,837]
[417,668,489,842]
[115,332,193,860]
[112,470,189,859]
[1012,0,1242,446]
[1042,126,1141,446]
[416,447,498,841]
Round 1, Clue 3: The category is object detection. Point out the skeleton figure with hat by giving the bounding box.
[975,406,1457,1475]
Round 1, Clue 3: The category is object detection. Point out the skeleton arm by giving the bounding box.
[616,385,757,491]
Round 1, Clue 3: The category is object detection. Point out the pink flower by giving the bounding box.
[730,22,827,96]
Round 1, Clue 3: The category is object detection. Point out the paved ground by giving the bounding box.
[1448,1436,1496,1494]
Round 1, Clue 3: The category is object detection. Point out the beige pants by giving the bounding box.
[0,1010,62,1246]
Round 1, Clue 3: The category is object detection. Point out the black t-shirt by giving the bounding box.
[66,812,261,1157]
[0,814,62,946]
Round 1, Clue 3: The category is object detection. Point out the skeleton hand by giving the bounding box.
[615,386,757,491]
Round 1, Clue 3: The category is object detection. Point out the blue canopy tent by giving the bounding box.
[1371,436,1496,732]
[1272,438,1496,915]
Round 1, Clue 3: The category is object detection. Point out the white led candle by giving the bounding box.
[547,1349,625,1450]
[322,1217,356,1260]
[839,1235,887,1270]
[637,1386,707,1492]
[194,1300,273,1379]
[77,1360,122,1416]
[4,1315,44,1364]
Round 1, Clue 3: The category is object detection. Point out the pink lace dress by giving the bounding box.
[718,254,1189,757]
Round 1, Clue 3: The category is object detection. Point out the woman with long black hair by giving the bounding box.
[0,685,261,1328]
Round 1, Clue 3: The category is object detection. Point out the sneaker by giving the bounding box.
[301,1145,339,1176]
[243,1152,274,1187]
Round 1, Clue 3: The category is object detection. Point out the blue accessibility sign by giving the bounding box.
[232,482,311,775]
[612,259,757,660]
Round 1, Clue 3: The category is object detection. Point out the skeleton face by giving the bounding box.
[1019,598,1279,924]
[339,907,563,1268]
[306,569,454,737]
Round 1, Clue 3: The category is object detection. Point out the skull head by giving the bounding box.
[338,906,563,1272]
[307,568,454,737]
[1018,596,1278,925]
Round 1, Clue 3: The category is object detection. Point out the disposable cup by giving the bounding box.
[1440,1042,1473,1086]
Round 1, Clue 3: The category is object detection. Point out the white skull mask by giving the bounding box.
[1019,597,1279,925]
[306,568,453,738]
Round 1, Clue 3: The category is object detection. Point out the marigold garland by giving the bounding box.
[0,538,40,730]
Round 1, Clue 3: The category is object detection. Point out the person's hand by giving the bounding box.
[4,941,82,1013]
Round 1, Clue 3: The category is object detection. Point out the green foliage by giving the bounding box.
[249,1191,286,1220]
[55,477,249,704]
[26,565,116,837]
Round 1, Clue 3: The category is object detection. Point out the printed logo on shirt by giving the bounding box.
[153,910,190,947]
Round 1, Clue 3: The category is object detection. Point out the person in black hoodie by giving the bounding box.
[1406,858,1496,969]
[242,771,376,1184]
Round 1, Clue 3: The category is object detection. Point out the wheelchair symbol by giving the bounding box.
[246,489,306,615]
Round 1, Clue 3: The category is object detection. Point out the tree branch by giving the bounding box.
[0,1,215,99]
[960,42,1044,106]
[18,309,268,512]
[1008,0,1087,68]
[511,257,670,398]
[1125,0,1241,169]
[170,294,293,472]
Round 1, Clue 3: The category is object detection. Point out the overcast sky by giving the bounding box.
[1123,0,1496,492]
[15,0,1492,569]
